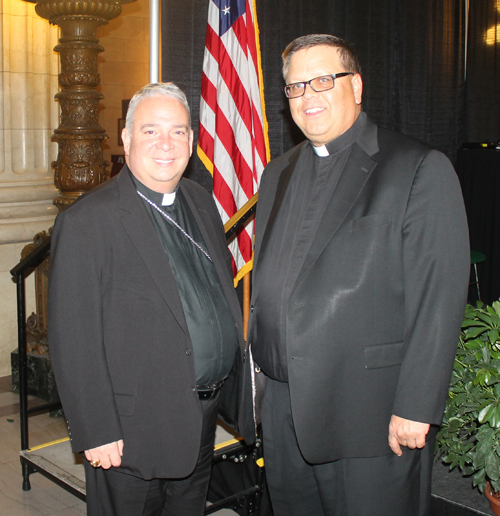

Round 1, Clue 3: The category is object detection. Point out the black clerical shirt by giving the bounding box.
[133,174,238,386]
[252,112,367,382]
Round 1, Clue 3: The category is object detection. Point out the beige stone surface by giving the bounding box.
[0,0,152,378]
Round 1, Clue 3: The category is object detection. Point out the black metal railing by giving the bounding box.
[10,234,53,490]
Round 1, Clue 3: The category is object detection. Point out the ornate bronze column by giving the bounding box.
[34,0,125,210]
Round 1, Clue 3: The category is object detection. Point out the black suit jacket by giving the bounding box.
[48,167,243,480]
[242,117,470,463]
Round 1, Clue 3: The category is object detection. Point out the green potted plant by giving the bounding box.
[436,300,500,513]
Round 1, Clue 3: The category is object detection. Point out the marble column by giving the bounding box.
[0,0,59,376]
[0,0,59,243]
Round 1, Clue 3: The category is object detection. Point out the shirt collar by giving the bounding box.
[311,111,367,157]
[161,191,177,206]
[312,145,330,157]
[131,174,178,207]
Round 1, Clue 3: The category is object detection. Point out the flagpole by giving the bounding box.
[149,0,160,82]
[243,272,251,342]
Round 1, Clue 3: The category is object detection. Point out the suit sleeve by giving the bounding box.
[48,211,123,453]
[392,149,470,425]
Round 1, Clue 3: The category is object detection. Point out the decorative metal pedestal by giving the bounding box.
[33,0,125,210]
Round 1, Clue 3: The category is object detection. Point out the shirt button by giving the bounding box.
[250,305,254,312]
[185,348,192,356]
[192,387,196,394]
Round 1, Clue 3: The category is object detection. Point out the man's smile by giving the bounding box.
[304,107,326,115]
[153,158,175,165]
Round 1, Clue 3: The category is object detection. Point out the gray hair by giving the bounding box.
[125,82,191,134]
[282,34,362,82]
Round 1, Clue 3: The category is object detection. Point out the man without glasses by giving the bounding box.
[49,82,244,516]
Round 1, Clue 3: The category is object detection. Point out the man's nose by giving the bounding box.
[303,82,318,99]
[156,134,173,150]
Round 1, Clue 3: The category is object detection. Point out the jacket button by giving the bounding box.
[250,305,254,312]
[185,348,192,356]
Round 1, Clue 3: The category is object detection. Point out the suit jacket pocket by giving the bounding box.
[350,211,392,232]
[114,392,137,416]
[364,341,404,369]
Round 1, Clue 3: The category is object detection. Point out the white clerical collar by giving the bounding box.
[161,191,177,206]
[312,144,329,157]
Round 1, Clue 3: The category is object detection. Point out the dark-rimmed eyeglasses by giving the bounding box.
[284,73,354,99]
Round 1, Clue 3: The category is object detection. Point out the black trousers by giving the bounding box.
[261,378,436,516]
[83,395,220,516]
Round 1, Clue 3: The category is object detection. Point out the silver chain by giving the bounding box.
[136,190,212,262]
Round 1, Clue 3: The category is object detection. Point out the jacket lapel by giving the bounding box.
[293,143,377,288]
[282,118,380,290]
[117,168,190,336]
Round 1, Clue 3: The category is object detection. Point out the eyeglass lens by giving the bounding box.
[285,73,353,99]
[286,76,334,98]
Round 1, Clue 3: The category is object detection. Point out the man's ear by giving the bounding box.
[352,73,363,105]
[122,128,131,156]
[189,129,194,157]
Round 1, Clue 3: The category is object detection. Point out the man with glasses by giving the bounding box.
[243,34,469,515]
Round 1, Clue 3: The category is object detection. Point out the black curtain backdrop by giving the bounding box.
[465,0,500,142]
[161,0,466,190]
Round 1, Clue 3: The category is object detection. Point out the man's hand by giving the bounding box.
[84,439,124,469]
[388,415,430,456]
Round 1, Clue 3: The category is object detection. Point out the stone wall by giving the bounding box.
[0,0,150,376]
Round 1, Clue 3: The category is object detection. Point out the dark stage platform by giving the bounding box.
[432,461,492,516]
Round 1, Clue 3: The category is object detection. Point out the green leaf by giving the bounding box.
[482,348,492,363]
[466,327,490,339]
[474,445,488,468]
[490,330,500,345]
[447,418,463,433]
[462,320,488,329]
[463,442,475,453]
[494,405,500,428]
[479,404,496,424]
[491,478,500,494]
[463,339,484,349]
[477,312,495,325]
[463,465,475,476]
[485,452,500,480]
[473,467,486,487]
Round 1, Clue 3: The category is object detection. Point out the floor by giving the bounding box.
[2,370,494,516]
[0,376,237,516]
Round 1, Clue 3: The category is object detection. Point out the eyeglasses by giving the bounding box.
[284,73,354,99]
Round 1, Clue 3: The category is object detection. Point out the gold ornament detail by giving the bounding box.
[34,0,124,211]
[21,230,52,354]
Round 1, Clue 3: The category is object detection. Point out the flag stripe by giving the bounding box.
[202,42,257,174]
[199,0,269,286]
[205,25,253,135]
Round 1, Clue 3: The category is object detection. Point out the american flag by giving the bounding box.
[198,0,269,286]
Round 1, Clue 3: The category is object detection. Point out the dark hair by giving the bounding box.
[282,34,362,81]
